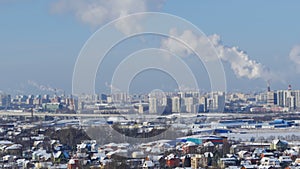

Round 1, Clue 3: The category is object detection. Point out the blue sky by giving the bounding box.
[1,1,300,95]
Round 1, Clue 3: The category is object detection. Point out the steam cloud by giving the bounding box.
[51,1,272,80]
[289,45,300,65]
[27,80,64,94]
[161,29,271,80]
[51,0,165,34]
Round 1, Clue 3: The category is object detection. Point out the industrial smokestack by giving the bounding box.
[267,80,271,92]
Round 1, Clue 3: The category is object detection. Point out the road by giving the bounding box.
[0,111,120,117]
[0,111,263,119]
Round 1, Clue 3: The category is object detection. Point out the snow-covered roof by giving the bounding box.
[0,140,13,145]
[33,141,43,147]
[165,153,177,160]
[272,139,288,145]
[50,140,59,145]
[5,144,22,150]
[68,159,76,164]
[204,152,213,157]
[115,149,127,154]
[152,155,163,161]
[105,143,117,147]
[50,164,67,169]
[79,143,86,149]
[151,147,161,154]
[185,141,196,147]
[132,151,144,156]
[143,160,154,167]
[53,151,62,158]
[32,149,51,160]
[91,152,106,160]
[203,141,214,147]
[31,135,44,141]
[103,148,113,152]
[106,151,115,156]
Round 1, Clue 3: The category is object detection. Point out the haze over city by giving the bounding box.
[1,1,300,95]
[3,1,300,169]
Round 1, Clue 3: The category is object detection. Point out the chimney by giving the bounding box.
[267,80,271,92]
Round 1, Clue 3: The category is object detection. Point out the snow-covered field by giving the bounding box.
[224,127,300,141]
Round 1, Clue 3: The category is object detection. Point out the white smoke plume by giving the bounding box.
[289,45,300,65]
[51,1,272,80]
[51,0,165,34]
[105,82,121,92]
[27,80,64,94]
[161,29,271,80]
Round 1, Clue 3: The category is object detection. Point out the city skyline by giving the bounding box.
[1,1,300,95]
[2,2,300,168]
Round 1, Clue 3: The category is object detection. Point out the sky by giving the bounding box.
[0,0,300,95]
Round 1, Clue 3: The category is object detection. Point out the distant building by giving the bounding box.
[42,103,62,112]
[198,96,208,112]
[112,92,129,103]
[294,90,300,109]
[270,139,288,152]
[171,96,181,113]
[267,91,276,106]
[191,154,202,169]
[163,97,172,113]
[100,94,107,102]
[208,92,225,112]
[0,93,11,108]
[149,97,158,114]
[276,86,300,110]
[267,82,276,106]
[256,93,267,104]
[183,97,197,113]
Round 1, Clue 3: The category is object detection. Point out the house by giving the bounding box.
[33,140,45,149]
[238,150,252,159]
[165,154,180,168]
[132,151,145,158]
[67,158,80,169]
[278,156,292,166]
[5,144,22,156]
[76,140,98,155]
[182,141,197,154]
[2,155,14,163]
[241,164,258,169]
[182,155,191,167]
[22,150,32,160]
[260,152,274,159]
[0,140,13,146]
[270,139,288,151]
[293,158,300,166]
[113,149,127,157]
[35,161,53,169]
[284,148,298,161]
[143,160,154,169]
[50,164,68,169]
[32,149,51,162]
[252,148,265,158]
[127,159,144,169]
[191,154,202,169]
[16,159,34,168]
[53,150,70,163]
[259,157,281,169]
[0,140,12,155]
[218,157,238,169]
[203,141,215,152]
[186,135,226,145]
[202,152,213,166]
